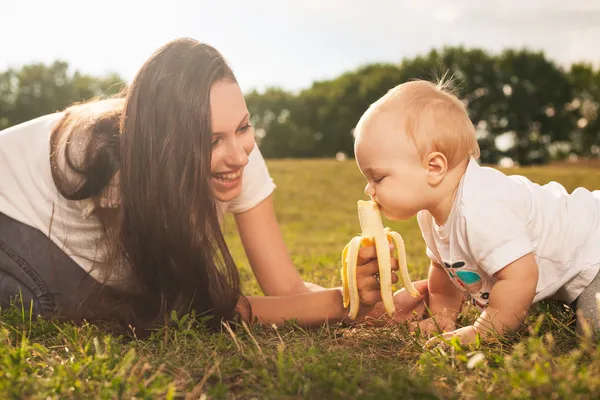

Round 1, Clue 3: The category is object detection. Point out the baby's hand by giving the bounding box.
[391,279,428,322]
[363,280,428,324]
[412,315,456,335]
[425,325,478,349]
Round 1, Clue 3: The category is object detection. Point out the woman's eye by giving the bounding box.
[238,123,252,133]
[212,138,221,146]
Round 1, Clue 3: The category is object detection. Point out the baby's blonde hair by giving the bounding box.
[357,79,480,169]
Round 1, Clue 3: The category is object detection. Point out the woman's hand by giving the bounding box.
[351,244,428,322]
[353,245,401,307]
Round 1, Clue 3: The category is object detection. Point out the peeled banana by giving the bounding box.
[341,200,420,320]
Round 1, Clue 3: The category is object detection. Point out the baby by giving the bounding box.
[353,79,600,343]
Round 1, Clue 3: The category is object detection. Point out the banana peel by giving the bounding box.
[341,200,420,320]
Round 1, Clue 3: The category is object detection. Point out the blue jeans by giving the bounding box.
[0,212,91,316]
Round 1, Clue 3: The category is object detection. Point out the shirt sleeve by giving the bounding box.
[225,145,276,214]
[461,199,534,276]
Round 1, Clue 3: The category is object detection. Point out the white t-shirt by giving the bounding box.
[418,157,600,310]
[0,112,276,278]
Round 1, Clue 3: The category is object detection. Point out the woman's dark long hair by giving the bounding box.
[49,38,244,332]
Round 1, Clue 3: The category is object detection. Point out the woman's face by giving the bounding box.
[209,80,256,202]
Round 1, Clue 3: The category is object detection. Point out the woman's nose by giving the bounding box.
[226,140,249,167]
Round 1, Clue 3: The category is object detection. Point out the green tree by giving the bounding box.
[0,69,17,130]
[246,87,319,157]
[398,47,502,163]
[0,61,125,129]
[298,63,405,157]
[568,63,600,157]
[490,50,574,165]
[245,47,588,164]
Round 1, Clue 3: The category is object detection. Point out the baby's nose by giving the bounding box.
[364,183,375,196]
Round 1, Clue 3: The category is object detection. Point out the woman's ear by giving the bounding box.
[426,152,448,186]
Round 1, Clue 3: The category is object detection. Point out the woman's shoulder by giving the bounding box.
[0,112,64,143]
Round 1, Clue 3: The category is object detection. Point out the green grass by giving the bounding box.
[2,159,600,399]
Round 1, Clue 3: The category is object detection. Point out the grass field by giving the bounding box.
[1,159,600,399]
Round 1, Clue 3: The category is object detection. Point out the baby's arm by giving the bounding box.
[474,252,538,337]
[433,252,538,345]
[417,260,464,333]
[436,193,538,345]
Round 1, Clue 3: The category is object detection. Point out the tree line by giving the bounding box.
[2,47,599,165]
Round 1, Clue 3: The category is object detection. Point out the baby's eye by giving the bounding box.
[373,177,385,183]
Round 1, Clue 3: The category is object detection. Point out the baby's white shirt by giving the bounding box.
[418,157,600,309]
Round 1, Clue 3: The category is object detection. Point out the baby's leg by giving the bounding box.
[574,269,600,336]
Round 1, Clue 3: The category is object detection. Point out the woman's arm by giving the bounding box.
[234,195,324,296]
[240,259,426,327]
[245,288,349,326]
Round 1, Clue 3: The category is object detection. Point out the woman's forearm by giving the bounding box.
[245,288,349,327]
[303,281,326,292]
[234,197,313,296]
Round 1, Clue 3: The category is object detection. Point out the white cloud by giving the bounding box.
[433,5,461,23]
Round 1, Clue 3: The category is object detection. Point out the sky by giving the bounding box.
[2,0,599,93]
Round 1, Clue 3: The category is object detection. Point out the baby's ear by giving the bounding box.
[426,151,448,186]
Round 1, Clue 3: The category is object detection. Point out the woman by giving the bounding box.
[0,38,427,332]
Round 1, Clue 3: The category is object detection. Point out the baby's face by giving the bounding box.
[354,111,430,221]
